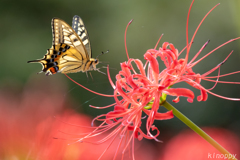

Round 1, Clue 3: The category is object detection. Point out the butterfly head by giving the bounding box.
[90,58,99,69]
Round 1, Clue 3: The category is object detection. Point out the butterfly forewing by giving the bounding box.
[72,15,92,58]
[52,18,89,60]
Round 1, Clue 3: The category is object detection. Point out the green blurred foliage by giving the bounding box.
[0,0,240,135]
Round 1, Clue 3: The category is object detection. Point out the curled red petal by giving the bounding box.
[150,126,161,140]
[128,125,134,131]
[144,52,159,82]
[197,89,208,101]
[163,88,195,103]
[143,109,174,120]
[114,105,127,112]
[120,62,131,77]
[146,49,159,56]
[144,52,159,74]
[134,59,146,77]
[172,96,180,103]
[134,129,143,141]
[162,42,169,50]
[127,75,138,90]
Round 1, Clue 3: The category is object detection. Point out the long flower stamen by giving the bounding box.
[65,74,115,97]
[190,37,240,68]
[125,19,133,60]
[186,3,220,63]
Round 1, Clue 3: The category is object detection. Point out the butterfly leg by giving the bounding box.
[96,68,106,75]
[86,72,94,81]
[101,66,117,70]
[89,72,94,81]
[85,72,89,79]
[37,71,43,74]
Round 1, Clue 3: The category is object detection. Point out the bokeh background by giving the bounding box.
[0,0,240,159]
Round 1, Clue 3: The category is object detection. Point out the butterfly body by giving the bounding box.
[28,15,99,75]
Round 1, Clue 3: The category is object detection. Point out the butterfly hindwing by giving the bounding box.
[50,44,88,74]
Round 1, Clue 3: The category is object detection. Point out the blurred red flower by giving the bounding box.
[0,76,157,160]
[161,128,240,160]
[0,76,90,159]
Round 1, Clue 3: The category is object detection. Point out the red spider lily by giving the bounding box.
[145,1,240,102]
[67,73,174,160]
[144,37,240,103]
[65,0,240,159]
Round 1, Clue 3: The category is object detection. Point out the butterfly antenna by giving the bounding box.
[96,50,109,59]
[99,61,109,64]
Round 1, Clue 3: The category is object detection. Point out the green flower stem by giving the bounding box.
[162,101,237,160]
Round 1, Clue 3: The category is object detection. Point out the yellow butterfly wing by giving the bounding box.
[28,16,99,75]
[72,15,92,58]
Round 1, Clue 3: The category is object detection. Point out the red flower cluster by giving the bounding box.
[65,0,240,159]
